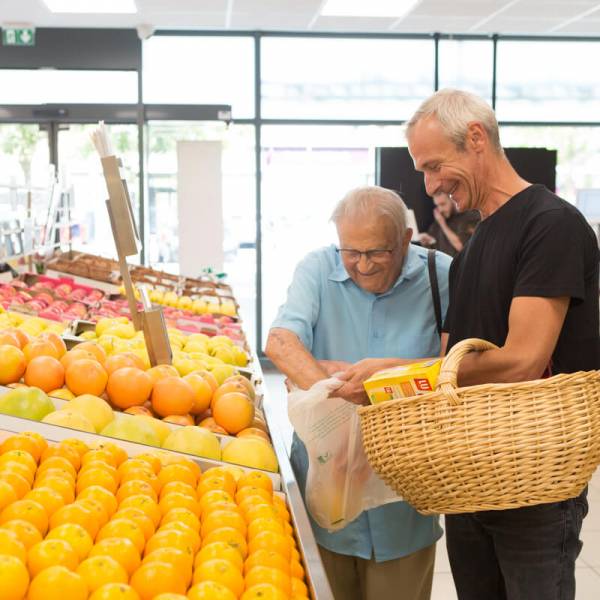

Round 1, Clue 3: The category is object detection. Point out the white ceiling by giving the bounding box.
[1,0,600,35]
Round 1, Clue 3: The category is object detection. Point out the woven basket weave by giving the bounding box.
[358,338,600,515]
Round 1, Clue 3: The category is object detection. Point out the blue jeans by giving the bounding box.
[446,489,588,600]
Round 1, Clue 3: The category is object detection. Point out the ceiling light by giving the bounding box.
[42,0,137,13]
[321,0,420,18]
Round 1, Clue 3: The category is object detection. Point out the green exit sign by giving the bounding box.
[2,27,35,47]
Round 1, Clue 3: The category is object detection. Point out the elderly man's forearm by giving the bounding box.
[265,328,327,390]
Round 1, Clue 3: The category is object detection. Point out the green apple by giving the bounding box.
[42,410,95,433]
[0,387,55,421]
[64,394,114,433]
[209,345,236,365]
[209,364,237,385]
[162,426,221,460]
[101,415,160,447]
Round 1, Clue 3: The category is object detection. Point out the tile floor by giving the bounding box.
[263,370,600,599]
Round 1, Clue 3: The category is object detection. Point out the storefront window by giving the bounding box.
[261,37,434,120]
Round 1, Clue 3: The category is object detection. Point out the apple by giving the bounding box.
[101,415,161,447]
[0,387,55,421]
[42,410,95,433]
[162,426,221,460]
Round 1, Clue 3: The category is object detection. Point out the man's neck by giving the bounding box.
[479,157,531,219]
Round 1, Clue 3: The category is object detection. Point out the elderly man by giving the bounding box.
[407,89,599,600]
[265,186,451,600]
[419,192,479,257]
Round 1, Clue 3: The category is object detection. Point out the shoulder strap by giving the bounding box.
[427,249,442,336]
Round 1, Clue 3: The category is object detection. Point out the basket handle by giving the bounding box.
[436,338,499,405]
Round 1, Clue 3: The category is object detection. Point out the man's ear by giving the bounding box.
[466,122,486,153]
[403,228,413,250]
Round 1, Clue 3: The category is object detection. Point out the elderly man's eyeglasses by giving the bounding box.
[336,247,396,262]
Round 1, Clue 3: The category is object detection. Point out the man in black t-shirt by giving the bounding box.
[406,89,599,600]
[419,192,480,257]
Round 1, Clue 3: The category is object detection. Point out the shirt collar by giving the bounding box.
[327,244,425,289]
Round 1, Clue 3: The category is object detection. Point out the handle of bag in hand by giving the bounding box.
[436,338,499,405]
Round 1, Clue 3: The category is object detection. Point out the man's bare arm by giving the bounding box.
[264,327,328,390]
[456,296,569,386]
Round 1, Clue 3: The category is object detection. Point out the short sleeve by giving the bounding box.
[269,252,323,351]
[514,208,586,301]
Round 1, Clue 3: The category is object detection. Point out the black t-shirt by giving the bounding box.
[444,184,600,374]
[427,210,480,257]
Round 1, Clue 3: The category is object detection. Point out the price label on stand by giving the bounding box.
[2,27,35,46]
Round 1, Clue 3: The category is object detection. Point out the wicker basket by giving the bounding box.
[358,338,600,515]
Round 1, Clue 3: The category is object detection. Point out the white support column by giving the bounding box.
[176,140,224,277]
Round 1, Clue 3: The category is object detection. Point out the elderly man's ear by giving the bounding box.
[403,228,413,251]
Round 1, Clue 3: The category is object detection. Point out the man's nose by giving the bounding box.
[424,173,440,197]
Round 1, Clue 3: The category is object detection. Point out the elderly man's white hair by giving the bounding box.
[406,88,503,154]
[330,186,408,242]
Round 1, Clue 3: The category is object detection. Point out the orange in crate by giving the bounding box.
[192,558,245,597]
[245,565,292,595]
[130,561,188,600]
[77,484,118,518]
[27,565,87,600]
[89,583,140,600]
[118,494,161,528]
[65,358,108,397]
[24,356,65,393]
[158,463,198,489]
[201,527,248,559]
[0,499,48,535]
[106,367,153,410]
[76,555,128,593]
[0,437,43,463]
[27,538,79,576]
[0,345,26,385]
[0,517,42,549]
[195,541,244,572]
[0,553,30,600]
[151,377,195,417]
[88,536,141,576]
[0,528,27,563]
[241,584,288,600]
[41,442,81,471]
[187,581,237,600]
[46,523,93,561]
[113,507,155,542]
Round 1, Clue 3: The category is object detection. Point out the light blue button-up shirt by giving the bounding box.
[271,243,451,562]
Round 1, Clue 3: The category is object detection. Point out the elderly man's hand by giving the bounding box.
[318,359,352,376]
[333,358,397,405]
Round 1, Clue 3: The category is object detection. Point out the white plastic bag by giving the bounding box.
[288,377,400,531]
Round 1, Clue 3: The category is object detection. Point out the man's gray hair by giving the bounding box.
[406,88,503,154]
[330,186,408,241]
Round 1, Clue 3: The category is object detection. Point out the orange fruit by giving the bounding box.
[117,458,153,479]
[24,355,65,392]
[46,523,93,561]
[157,454,202,478]
[0,518,42,550]
[20,431,47,457]
[201,510,247,538]
[23,339,60,362]
[160,507,200,532]
[0,437,42,463]
[39,332,67,358]
[158,463,198,489]
[153,595,187,600]
[245,565,291,595]
[130,561,187,599]
[195,541,244,571]
[0,480,19,512]
[61,438,90,458]
[240,583,288,600]
[88,537,141,576]
[247,518,284,541]
[211,381,250,409]
[237,472,273,495]
[212,392,254,434]
[244,549,290,576]
[192,558,244,597]
[116,480,157,504]
[201,501,241,521]
[93,442,128,467]
[65,358,108,396]
[129,453,161,474]
[7,328,30,349]
[106,367,153,409]
[183,373,213,415]
[0,553,30,600]
[146,364,179,386]
[194,370,219,393]
[202,527,248,558]
[272,503,291,524]
[89,583,141,600]
[77,555,128,593]
[97,518,145,554]
[0,527,27,563]
[28,538,79,576]
[236,486,272,506]
[237,428,271,444]
[76,467,118,495]
[290,558,305,579]
[159,481,197,500]
[187,581,236,600]
[34,475,75,504]
[157,521,200,552]
[0,498,47,534]
[37,455,77,480]
[113,508,155,542]
[144,529,193,556]
[79,461,117,483]
[248,531,291,561]
[0,330,23,348]
[76,342,106,365]
[142,546,193,576]
[50,502,97,538]
[198,475,236,500]
[24,486,65,517]
[1,461,34,485]
[120,468,160,493]
[158,492,200,517]
[77,485,118,518]
[243,504,283,525]
[197,417,228,435]
[292,576,308,596]
[82,449,117,469]
[27,565,87,600]
[118,494,161,527]
[61,349,98,370]
[0,344,26,384]
[1,470,31,498]
[41,443,81,470]
[198,490,234,514]
[76,497,110,529]
[151,377,194,417]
